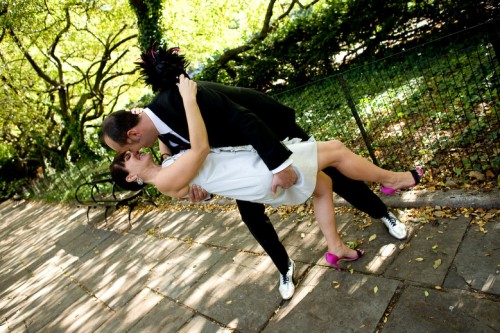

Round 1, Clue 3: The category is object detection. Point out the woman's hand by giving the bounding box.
[130,108,144,114]
[177,74,197,102]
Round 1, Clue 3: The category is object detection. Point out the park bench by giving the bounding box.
[75,172,156,228]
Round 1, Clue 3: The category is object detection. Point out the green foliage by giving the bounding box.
[30,158,112,203]
[0,0,141,174]
[0,143,32,200]
[273,33,499,181]
[197,0,498,90]
[129,0,164,49]
[2,0,498,201]
[159,0,274,69]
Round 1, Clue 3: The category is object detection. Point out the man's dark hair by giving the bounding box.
[136,43,189,92]
[110,151,145,191]
[101,110,140,146]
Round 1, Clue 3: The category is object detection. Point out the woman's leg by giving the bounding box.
[317,140,417,189]
[323,167,388,218]
[313,171,358,258]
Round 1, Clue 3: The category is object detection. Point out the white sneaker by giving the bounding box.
[278,259,295,300]
[380,211,407,240]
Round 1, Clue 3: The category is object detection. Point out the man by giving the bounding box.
[102,45,406,300]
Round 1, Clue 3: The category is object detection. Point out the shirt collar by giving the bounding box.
[143,107,171,135]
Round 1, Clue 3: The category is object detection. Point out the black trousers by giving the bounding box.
[236,167,388,275]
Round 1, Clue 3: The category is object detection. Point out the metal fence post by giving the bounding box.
[337,74,379,166]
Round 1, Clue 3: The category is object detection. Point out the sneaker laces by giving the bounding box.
[281,261,292,284]
[385,214,397,227]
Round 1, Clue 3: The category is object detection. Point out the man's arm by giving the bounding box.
[196,87,298,191]
[148,84,298,192]
[196,86,293,171]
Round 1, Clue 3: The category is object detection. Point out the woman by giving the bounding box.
[111,75,423,269]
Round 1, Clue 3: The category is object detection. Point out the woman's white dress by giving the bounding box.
[162,138,318,207]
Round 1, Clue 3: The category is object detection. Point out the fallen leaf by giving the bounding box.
[226,300,232,304]
[415,257,425,261]
[433,259,442,269]
[485,170,495,178]
[369,234,377,242]
[469,171,485,181]
[374,286,378,294]
[435,285,442,290]
[424,291,429,297]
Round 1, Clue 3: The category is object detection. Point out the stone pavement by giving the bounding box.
[0,190,499,333]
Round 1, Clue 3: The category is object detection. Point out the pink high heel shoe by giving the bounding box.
[381,167,425,195]
[325,249,365,271]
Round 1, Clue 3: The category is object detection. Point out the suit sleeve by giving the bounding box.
[196,86,292,171]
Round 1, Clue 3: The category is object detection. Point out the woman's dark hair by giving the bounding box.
[136,43,190,92]
[110,151,145,191]
[101,110,140,146]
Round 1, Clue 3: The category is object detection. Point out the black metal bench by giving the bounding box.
[75,172,156,228]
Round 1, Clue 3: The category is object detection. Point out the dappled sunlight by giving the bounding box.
[275,267,328,319]
[359,77,424,118]
[95,268,149,309]
[182,274,237,310]
[365,243,398,273]
[451,299,466,311]
[41,295,110,332]
[400,191,420,203]
[226,319,240,331]
[155,210,208,239]
[178,250,282,330]
[481,274,496,292]
[347,275,369,295]
[2,195,498,331]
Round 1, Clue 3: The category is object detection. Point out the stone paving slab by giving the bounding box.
[264,266,402,333]
[129,297,198,333]
[444,218,500,296]
[1,199,499,333]
[95,287,164,332]
[5,269,106,333]
[382,285,500,332]
[384,216,470,285]
[1,264,66,328]
[178,251,288,332]
[282,212,345,264]
[176,315,234,333]
[148,242,227,299]
[335,211,410,274]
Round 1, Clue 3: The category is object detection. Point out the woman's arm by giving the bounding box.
[153,75,210,196]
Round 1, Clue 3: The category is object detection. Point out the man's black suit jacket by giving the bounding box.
[147,81,309,172]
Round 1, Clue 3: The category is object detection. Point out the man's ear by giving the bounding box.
[127,129,141,142]
[125,174,137,183]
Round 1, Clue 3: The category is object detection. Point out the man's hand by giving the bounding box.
[188,184,211,202]
[272,165,298,194]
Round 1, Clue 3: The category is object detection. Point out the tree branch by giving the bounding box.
[214,0,322,71]
[8,29,59,87]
